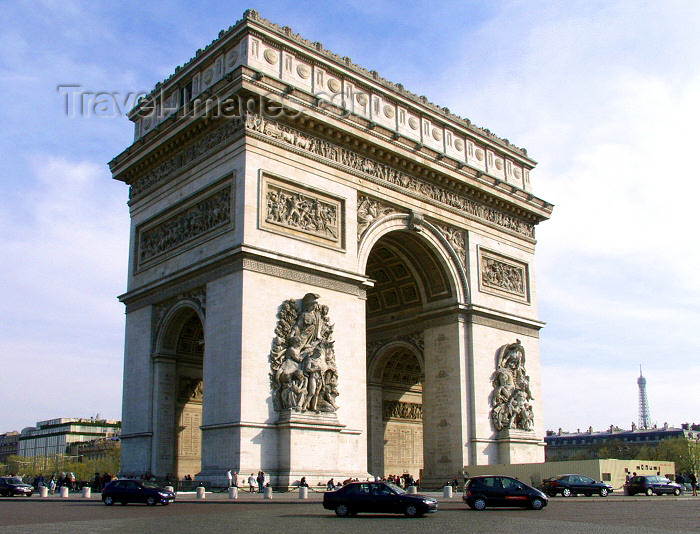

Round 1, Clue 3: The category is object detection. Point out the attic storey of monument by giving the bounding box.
[110,10,552,486]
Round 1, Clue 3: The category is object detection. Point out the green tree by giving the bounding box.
[635,437,699,474]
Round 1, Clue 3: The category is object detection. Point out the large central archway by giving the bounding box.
[364,225,464,483]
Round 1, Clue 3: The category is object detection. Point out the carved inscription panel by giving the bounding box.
[383,422,423,474]
[478,248,530,302]
[176,404,202,459]
[260,172,345,250]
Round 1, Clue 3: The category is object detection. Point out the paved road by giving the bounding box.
[1,494,699,533]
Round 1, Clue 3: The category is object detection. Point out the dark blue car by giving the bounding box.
[102,479,175,506]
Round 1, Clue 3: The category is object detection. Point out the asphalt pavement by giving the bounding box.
[1,491,699,534]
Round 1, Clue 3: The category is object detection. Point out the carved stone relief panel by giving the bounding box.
[135,179,233,271]
[260,172,345,250]
[383,400,423,421]
[178,377,203,404]
[490,340,534,432]
[268,293,339,414]
[434,223,467,271]
[478,247,529,303]
[357,195,400,242]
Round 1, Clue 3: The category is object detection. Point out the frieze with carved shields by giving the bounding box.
[490,340,534,431]
[268,294,339,414]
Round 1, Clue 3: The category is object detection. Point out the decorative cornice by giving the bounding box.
[127,9,529,159]
[241,258,362,297]
[245,113,536,238]
[129,118,244,200]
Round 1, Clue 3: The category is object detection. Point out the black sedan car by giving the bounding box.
[323,481,437,517]
[624,475,683,496]
[463,475,547,510]
[0,477,33,497]
[102,479,175,506]
[541,474,613,497]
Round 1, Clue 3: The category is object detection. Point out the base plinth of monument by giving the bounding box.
[496,428,545,464]
[274,409,360,487]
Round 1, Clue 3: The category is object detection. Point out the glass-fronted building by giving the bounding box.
[18,418,121,458]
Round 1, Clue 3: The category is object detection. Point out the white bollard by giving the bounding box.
[298,486,308,499]
[196,486,206,499]
[59,487,69,498]
[264,486,273,499]
[165,485,174,492]
[39,487,48,498]
[82,487,91,498]
[408,485,417,494]
[228,487,238,499]
[443,485,453,498]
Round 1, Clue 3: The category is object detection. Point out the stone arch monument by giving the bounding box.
[110,10,553,486]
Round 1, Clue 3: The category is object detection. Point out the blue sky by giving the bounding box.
[1,0,698,434]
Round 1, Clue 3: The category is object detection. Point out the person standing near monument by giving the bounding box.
[257,471,265,493]
[232,471,238,488]
[690,472,697,496]
[226,469,232,487]
[248,473,256,492]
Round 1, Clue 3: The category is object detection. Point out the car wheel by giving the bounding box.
[146,496,156,506]
[585,492,592,497]
[562,488,572,497]
[103,496,114,506]
[404,504,419,517]
[335,504,350,517]
[26,493,32,498]
[472,497,487,510]
[530,498,544,510]
[120,501,128,506]
[674,488,681,496]
[645,488,653,496]
[599,488,609,497]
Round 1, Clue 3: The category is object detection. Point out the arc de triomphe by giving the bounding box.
[110,10,553,487]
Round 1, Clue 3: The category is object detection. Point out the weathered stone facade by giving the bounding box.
[111,10,552,486]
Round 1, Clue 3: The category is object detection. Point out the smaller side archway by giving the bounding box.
[367,342,425,479]
[151,302,205,479]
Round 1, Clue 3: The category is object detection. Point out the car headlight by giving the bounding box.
[159,492,170,497]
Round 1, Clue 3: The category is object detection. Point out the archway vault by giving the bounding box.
[358,213,470,306]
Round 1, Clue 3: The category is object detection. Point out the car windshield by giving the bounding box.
[6,477,24,484]
[385,482,406,494]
